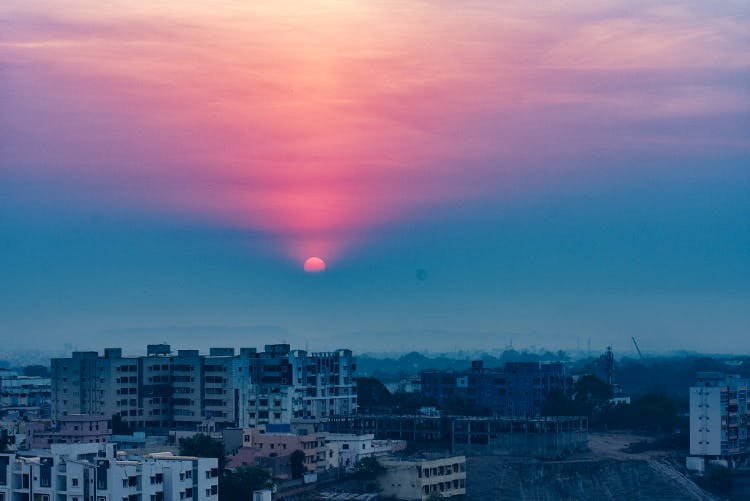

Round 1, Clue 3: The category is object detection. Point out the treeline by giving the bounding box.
[543,375,681,433]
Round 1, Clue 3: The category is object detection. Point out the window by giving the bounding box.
[72,478,79,487]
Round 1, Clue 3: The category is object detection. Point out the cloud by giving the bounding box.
[1,0,748,262]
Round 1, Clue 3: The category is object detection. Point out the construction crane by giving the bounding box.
[631,336,644,360]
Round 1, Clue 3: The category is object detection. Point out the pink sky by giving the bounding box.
[2,0,748,262]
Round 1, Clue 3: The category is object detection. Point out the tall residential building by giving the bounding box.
[690,372,750,460]
[0,442,219,501]
[51,344,357,431]
[244,345,357,426]
[420,360,567,417]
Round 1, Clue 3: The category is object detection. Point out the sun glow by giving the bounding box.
[303,256,327,273]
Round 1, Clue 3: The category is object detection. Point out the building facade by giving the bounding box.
[378,455,466,500]
[0,442,219,501]
[0,374,51,411]
[51,345,357,432]
[421,360,567,417]
[690,372,750,461]
[26,415,111,449]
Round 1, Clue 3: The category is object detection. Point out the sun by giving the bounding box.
[303,256,326,273]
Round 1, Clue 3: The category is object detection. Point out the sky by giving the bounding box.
[1,0,749,355]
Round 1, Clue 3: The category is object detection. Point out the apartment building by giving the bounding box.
[378,455,466,500]
[244,345,357,426]
[421,360,567,417]
[226,424,328,477]
[27,415,111,449]
[0,442,219,501]
[690,372,750,461]
[51,344,357,431]
[0,374,51,410]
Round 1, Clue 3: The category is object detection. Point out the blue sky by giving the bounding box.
[1,0,748,354]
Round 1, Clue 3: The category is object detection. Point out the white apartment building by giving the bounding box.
[0,442,219,501]
[51,344,357,431]
[690,372,750,460]
[378,455,467,500]
[325,434,376,471]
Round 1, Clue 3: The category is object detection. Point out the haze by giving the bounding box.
[1,0,748,353]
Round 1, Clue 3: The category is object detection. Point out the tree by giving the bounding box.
[222,466,274,501]
[179,434,227,472]
[23,365,49,377]
[542,389,582,417]
[111,414,133,435]
[353,456,385,481]
[572,374,613,420]
[355,377,394,412]
[290,449,306,479]
[0,429,11,453]
[353,456,385,492]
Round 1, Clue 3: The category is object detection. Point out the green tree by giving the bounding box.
[542,389,582,417]
[290,449,306,479]
[111,414,133,435]
[179,434,227,472]
[353,456,385,492]
[0,429,11,452]
[353,456,385,481]
[573,374,613,420]
[702,464,732,495]
[23,365,49,377]
[354,377,393,412]
[222,466,274,501]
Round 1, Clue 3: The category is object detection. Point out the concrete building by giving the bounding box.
[51,344,357,432]
[0,442,219,501]
[330,414,588,459]
[378,455,466,500]
[690,372,750,462]
[0,374,51,411]
[421,360,567,417]
[325,434,376,471]
[244,345,357,426]
[26,415,111,448]
[226,424,328,477]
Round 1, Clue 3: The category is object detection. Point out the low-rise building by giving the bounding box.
[378,455,466,500]
[325,434,376,471]
[0,442,219,501]
[26,414,111,448]
[226,424,327,477]
[0,373,51,415]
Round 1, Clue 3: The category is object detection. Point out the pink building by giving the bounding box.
[26,414,110,448]
[227,425,327,478]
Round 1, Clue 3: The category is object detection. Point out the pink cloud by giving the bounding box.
[2,0,748,262]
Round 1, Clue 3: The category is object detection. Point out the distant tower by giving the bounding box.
[604,346,615,386]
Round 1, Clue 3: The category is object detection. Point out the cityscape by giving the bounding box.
[2,0,748,500]
[2,344,749,499]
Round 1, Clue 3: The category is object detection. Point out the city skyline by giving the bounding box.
[1,0,749,353]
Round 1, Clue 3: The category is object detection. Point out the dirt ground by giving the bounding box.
[582,431,677,460]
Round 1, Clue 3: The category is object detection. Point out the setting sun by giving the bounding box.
[303,256,326,273]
